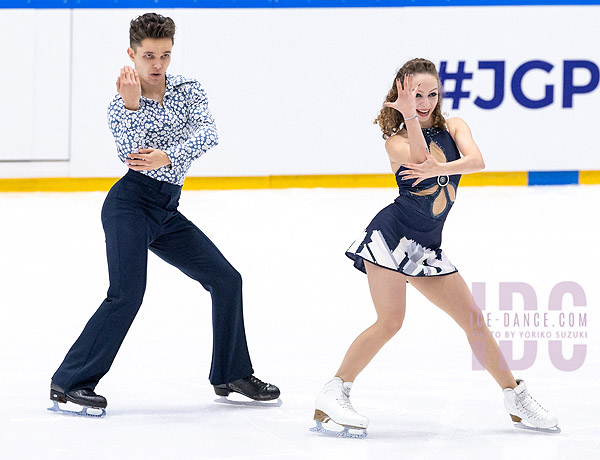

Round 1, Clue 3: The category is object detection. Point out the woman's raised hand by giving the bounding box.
[383,73,419,118]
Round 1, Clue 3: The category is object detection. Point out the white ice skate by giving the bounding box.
[503,379,560,434]
[310,377,368,439]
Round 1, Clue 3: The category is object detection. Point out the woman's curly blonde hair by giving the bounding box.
[374,58,446,139]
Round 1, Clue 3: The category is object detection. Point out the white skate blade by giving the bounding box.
[47,400,106,418]
[214,396,282,407]
[514,422,561,434]
[310,420,367,439]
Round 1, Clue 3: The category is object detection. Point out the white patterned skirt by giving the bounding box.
[345,201,457,277]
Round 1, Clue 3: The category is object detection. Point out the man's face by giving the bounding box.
[128,38,173,88]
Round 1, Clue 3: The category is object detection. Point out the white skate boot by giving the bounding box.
[310,377,368,438]
[503,379,560,433]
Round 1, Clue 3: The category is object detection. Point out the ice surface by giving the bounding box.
[0,186,598,459]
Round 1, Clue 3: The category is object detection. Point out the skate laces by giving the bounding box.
[247,375,271,390]
[335,391,356,412]
[518,390,549,420]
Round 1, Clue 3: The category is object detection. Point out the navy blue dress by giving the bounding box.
[346,127,462,277]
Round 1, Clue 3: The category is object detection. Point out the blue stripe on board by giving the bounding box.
[528,171,579,186]
[2,0,600,9]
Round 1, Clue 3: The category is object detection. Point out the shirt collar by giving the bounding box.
[165,74,195,95]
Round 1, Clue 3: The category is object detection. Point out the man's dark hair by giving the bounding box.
[129,13,176,49]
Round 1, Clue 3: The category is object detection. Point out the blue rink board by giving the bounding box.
[2,0,600,9]
[528,171,579,186]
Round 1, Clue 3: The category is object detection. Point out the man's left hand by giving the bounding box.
[126,149,171,171]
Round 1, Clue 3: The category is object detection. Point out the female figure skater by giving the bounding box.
[49,13,279,417]
[312,58,558,437]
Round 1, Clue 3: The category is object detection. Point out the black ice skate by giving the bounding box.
[48,382,107,418]
[213,375,281,406]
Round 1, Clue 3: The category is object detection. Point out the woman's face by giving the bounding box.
[411,72,440,128]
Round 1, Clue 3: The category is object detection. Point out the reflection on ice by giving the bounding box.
[0,186,598,459]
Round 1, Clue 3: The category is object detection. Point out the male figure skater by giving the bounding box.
[49,13,279,416]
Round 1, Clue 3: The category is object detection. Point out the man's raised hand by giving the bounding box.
[116,66,141,111]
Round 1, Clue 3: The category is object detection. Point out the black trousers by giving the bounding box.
[52,170,253,391]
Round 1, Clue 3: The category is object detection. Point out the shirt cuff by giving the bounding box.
[163,148,178,171]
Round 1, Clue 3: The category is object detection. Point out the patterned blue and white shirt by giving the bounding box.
[107,74,218,186]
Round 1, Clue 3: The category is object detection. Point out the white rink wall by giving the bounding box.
[1,5,600,178]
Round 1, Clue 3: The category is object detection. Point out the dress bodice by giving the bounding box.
[394,127,462,220]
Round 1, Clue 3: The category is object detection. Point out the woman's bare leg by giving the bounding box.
[408,272,517,389]
[336,262,407,382]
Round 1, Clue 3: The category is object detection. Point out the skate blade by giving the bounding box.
[514,422,561,434]
[47,400,106,418]
[310,420,367,439]
[214,396,282,408]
